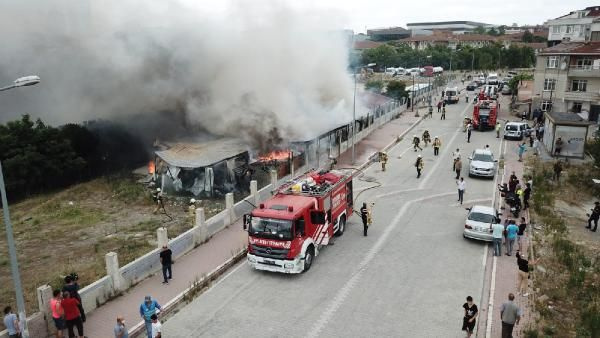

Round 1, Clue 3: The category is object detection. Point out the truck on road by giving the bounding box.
[243,169,354,273]
[472,100,498,131]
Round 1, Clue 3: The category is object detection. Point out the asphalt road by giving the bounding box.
[163,89,503,337]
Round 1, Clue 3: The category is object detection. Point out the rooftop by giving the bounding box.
[155,138,248,168]
[367,27,409,34]
[353,40,384,50]
[545,111,594,126]
[539,41,600,55]
[407,21,491,27]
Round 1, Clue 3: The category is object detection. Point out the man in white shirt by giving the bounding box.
[492,222,505,256]
[456,177,466,204]
[150,314,161,338]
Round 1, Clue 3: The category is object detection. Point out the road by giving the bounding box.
[163,88,502,337]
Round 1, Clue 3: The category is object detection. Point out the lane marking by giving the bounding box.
[448,197,491,207]
[306,191,455,338]
[485,256,498,338]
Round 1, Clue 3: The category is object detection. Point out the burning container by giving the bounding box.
[154,138,249,197]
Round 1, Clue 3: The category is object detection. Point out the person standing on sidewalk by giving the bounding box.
[454,158,462,180]
[160,245,173,284]
[586,201,600,232]
[518,142,526,162]
[456,177,466,204]
[516,251,540,297]
[61,291,84,338]
[3,306,20,338]
[51,290,66,338]
[523,183,531,210]
[467,123,472,143]
[462,296,478,338]
[360,203,369,237]
[114,316,128,338]
[150,314,162,338]
[140,296,162,338]
[492,222,504,256]
[500,293,522,338]
[517,217,527,252]
[506,220,519,256]
[433,136,441,156]
[415,155,424,178]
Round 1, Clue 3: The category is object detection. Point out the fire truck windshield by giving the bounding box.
[249,217,293,240]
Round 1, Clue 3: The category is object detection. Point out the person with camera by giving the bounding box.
[63,273,85,322]
[586,201,600,232]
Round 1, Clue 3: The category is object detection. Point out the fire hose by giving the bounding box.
[336,166,383,217]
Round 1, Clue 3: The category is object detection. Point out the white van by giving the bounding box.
[445,87,459,104]
[487,73,499,85]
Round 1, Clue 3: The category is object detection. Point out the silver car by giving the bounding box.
[463,205,501,242]
[468,149,497,178]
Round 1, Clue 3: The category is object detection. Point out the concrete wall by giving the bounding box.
[0,312,48,338]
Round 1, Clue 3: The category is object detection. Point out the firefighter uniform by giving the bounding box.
[360,203,369,236]
[422,130,430,146]
[152,188,164,214]
[188,199,197,216]
[415,155,424,178]
[433,137,442,156]
[413,135,422,151]
[379,152,388,172]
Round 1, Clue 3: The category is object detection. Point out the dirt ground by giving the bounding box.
[0,174,232,312]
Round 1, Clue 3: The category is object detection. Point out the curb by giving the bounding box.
[129,248,248,337]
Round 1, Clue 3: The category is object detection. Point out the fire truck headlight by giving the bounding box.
[248,256,257,263]
[284,263,295,269]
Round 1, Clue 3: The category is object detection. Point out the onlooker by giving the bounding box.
[114,316,128,338]
[518,142,526,162]
[160,245,173,284]
[150,314,162,338]
[462,296,478,338]
[467,123,472,143]
[523,183,531,210]
[492,222,504,256]
[61,291,84,338]
[553,160,563,182]
[51,290,65,338]
[496,122,502,138]
[516,251,540,297]
[452,149,461,170]
[63,274,85,322]
[500,293,522,338]
[506,221,519,256]
[454,158,462,180]
[517,217,527,252]
[586,201,600,232]
[3,306,20,338]
[140,296,161,338]
[554,137,563,156]
[456,177,466,205]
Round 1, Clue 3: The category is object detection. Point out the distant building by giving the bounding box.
[406,21,495,35]
[532,41,600,122]
[545,6,600,46]
[367,27,411,41]
[400,32,498,50]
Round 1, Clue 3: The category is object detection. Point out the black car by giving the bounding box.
[466,82,478,91]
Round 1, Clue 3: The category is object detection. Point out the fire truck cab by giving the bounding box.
[244,169,353,273]
[472,100,498,131]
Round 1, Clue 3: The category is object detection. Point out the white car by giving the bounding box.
[504,122,532,140]
[468,149,497,178]
[463,205,501,242]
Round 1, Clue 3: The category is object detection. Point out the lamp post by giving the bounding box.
[352,63,376,164]
[426,55,432,110]
[0,75,40,338]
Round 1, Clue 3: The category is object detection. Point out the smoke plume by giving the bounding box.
[0,0,355,151]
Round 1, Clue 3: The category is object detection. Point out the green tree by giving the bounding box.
[487,27,499,36]
[365,80,384,93]
[522,31,534,42]
[385,80,408,100]
[498,25,506,35]
[362,44,398,68]
[474,26,487,34]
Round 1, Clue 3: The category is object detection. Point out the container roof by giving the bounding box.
[545,111,595,126]
[155,138,248,168]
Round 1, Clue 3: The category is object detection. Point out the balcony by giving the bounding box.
[568,65,600,77]
[563,90,600,101]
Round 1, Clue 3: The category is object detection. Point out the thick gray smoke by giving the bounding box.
[0,0,355,150]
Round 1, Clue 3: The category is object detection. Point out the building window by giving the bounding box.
[572,102,583,113]
[543,79,556,91]
[547,56,558,69]
[541,100,553,112]
[566,25,574,33]
[571,79,588,92]
[552,26,560,33]
[576,58,593,69]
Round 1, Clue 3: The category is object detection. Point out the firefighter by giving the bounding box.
[152,188,165,214]
[360,202,369,236]
[415,154,424,178]
[379,151,388,172]
[441,106,446,120]
[188,198,197,216]
[422,130,431,146]
[495,122,502,138]
[413,135,422,152]
[433,136,442,156]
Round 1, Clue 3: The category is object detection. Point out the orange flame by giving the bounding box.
[258,150,291,162]
[148,161,155,174]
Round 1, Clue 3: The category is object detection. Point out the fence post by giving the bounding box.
[193,207,208,245]
[105,252,125,293]
[250,180,258,205]
[157,227,168,248]
[225,192,235,224]
[37,284,53,333]
[270,170,278,187]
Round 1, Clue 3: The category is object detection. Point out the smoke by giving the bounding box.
[0,0,355,151]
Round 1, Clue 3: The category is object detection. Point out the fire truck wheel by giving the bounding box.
[303,246,315,273]
[335,215,346,237]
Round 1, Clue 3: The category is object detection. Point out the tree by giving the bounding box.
[365,80,384,93]
[487,27,499,36]
[498,25,506,36]
[385,80,408,100]
[362,44,398,69]
[522,31,534,43]
[474,26,487,34]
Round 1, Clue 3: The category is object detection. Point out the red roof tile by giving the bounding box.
[540,41,600,55]
[353,40,384,50]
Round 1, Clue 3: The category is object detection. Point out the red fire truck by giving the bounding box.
[243,169,354,273]
[472,100,498,131]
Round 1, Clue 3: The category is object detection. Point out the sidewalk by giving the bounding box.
[82,107,423,338]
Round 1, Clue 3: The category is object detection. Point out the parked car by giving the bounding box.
[463,205,501,242]
[468,149,497,178]
[501,85,511,95]
[504,122,532,140]
[466,82,478,91]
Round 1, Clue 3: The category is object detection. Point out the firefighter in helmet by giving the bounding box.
[413,135,422,152]
[415,154,424,178]
[152,188,164,214]
[379,151,388,172]
[188,198,197,216]
[422,130,431,146]
[433,136,442,156]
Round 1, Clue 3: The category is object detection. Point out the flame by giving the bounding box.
[148,161,155,174]
[258,150,291,162]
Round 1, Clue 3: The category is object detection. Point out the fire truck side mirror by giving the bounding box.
[243,214,251,231]
[310,210,326,225]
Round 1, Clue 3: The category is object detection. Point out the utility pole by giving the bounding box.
[471,51,475,72]
[411,74,415,112]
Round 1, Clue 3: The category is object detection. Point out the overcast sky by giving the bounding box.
[186,0,599,33]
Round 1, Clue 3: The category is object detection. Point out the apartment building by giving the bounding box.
[532,42,600,121]
[545,6,600,46]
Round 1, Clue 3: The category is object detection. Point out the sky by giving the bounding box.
[184,0,599,33]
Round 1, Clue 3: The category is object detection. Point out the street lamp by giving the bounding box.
[426,55,432,110]
[0,75,40,338]
[352,63,376,164]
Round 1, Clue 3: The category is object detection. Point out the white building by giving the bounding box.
[406,21,495,35]
[545,6,600,46]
